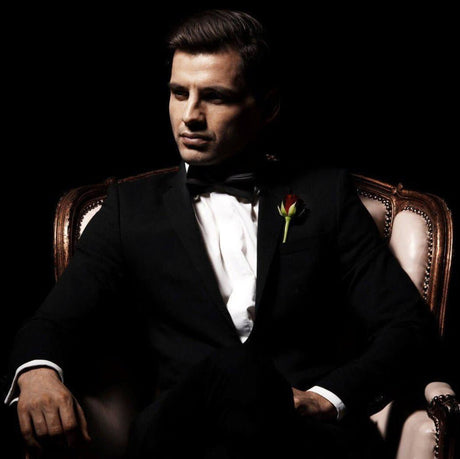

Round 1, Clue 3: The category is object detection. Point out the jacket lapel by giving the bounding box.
[255,182,286,312]
[161,163,238,334]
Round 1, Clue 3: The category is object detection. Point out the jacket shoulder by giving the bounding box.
[117,165,180,185]
[282,164,352,195]
[114,164,180,195]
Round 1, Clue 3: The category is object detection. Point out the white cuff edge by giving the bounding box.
[4,360,64,406]
[307,385,347,421]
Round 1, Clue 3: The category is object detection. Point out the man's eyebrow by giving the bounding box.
[168,82,240,95]
[201,86,239,96]
[168,82,186,91]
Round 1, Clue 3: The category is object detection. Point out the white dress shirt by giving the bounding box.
[5,163,346,419]
[192,190,258,343]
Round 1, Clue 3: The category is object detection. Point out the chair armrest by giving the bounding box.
[425,383,459,459]
[396,384,459,459]
[425,382,456,403]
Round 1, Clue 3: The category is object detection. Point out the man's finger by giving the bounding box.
[17,409,41,451]
[42,405,66,447]
[58,400,81,447]
[74,399,91,442]
[292,387,301,408]
[31,410,49,439]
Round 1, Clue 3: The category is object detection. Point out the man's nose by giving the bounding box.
[182,97,205,126]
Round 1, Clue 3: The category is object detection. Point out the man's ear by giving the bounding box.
[262,88,280,125]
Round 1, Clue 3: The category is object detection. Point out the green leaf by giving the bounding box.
[280,201,287,216]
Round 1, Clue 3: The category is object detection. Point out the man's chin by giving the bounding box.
[179,150,229,167]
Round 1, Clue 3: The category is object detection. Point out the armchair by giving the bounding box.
[52,167,458,458]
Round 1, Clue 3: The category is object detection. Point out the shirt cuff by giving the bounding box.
[307,385,346,420]
[4,360,64,406]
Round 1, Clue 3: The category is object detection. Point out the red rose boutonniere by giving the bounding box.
[277,194,305,243]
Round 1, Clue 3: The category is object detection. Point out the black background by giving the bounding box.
[2,1,458,436]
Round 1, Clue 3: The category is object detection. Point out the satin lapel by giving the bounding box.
[162,164,238,333]
[255,183,286,312]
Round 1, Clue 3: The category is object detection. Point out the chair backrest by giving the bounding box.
[353,174,453,337]
[54,170,453,335]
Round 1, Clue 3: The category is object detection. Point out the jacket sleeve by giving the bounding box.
[6,182,125,386]
[315,170,440,414]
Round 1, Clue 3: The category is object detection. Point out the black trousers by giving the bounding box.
[126,344,388,459]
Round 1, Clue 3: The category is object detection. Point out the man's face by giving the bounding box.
[169,49,265,166]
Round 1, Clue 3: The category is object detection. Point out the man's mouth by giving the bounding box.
[180,132,212,147]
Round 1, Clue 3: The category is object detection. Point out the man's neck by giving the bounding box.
[185,151,264,180]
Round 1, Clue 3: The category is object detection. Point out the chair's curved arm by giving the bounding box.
[425,383,460,459]
[425,382,456,403]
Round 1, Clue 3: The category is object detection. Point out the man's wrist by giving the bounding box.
[4,359,64,406]
[307,386,346,420]
[17,367,61,389]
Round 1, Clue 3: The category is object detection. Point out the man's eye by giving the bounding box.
[172,90,188,100]
[203,92,226,103]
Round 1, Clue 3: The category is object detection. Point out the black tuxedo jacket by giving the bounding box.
[9,162,436,413]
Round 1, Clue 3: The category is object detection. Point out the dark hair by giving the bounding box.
[167,9,277,100]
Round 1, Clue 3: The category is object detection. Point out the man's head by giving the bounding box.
[167,9,279,166]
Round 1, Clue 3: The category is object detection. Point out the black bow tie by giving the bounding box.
[186,167,257,201]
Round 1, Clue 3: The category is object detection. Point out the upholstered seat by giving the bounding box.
[53,169,458,458]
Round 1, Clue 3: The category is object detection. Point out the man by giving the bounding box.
[5,9,438,458]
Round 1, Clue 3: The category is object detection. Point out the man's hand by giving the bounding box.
[292,388,337,421]
[17,367,91,457]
